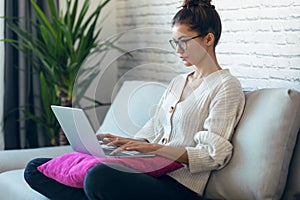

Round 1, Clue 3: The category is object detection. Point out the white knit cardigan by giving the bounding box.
[135,69,245,195]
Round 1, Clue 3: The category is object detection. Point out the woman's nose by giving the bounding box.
[176,44,184,54]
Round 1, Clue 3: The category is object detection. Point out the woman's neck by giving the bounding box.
[193,51,221,79]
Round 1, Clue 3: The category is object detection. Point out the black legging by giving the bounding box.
[24,158,202,200]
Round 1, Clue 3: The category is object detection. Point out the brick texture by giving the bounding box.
[115,0,300,91]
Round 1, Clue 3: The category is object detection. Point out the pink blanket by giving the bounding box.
[38,152,183,188]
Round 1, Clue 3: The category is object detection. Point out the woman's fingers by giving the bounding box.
[110,142,161,155]
[109,144,127,156]
[109,141,139,155]
[107,137,130,146]
[96,133,114,140]
[96,133,149,148]
[96,133,124,144]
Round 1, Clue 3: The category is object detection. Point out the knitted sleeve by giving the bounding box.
[133,117,156,142]
[186,78,245,173]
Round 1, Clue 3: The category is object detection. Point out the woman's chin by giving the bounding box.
[183,61,193,67]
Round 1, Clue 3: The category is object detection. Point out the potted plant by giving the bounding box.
[2,0,120,145]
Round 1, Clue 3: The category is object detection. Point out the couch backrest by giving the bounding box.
[97,81,167,138]
[205,89,300,200]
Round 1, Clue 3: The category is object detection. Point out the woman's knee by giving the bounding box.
[24,158,51,186]
[84,164,137,199]
[84,163,137,185]
[84,165,116,192]
[84,164,110,199]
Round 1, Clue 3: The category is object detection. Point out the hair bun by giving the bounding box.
[200,0,212,4]
[182,0,215,9]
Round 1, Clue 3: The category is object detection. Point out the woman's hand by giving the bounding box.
[110,141,189,164]
[97,134,189,164]
[96,133,148,147]
[110,141,163,156]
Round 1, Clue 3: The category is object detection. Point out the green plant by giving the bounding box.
[2,0,120,145]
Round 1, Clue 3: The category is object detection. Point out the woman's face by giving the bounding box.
[171,23,207,67]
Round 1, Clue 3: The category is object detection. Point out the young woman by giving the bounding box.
[24,0,245,199]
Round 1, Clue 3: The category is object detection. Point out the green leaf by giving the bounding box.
[30,0,57,38]
[72,0,90,38]
[40,73,52,119]
[46,0,58,20]
[40,25,53,49]
[68,0,79,34]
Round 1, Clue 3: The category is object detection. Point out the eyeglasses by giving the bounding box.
[169,34,203,51]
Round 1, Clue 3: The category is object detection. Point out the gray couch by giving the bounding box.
[0,81,299,200]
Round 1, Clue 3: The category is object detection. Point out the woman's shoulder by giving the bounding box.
[207,70,245,107]
[221,69,241,86]
[204,69,244,98]
[211,69,242,89]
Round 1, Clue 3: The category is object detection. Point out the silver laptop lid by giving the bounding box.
[51,105,105,157]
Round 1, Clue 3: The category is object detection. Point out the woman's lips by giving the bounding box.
[180,56,187,61]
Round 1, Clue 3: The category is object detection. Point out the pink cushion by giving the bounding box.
[38,152,183,188]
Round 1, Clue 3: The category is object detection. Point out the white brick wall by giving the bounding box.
[115,0,184,84]
[115,0,300,91]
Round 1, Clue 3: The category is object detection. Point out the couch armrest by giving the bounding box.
[0,146,73,173]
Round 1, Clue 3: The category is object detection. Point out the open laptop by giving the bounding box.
[51,105,155,158]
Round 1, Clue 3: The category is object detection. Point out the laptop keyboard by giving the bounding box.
[100,144,142,156]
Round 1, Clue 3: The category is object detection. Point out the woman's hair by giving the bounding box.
[172,0,222,48]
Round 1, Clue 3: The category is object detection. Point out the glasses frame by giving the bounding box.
[169,34,204,51]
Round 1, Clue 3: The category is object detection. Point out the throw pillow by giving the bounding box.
[38,152,183,188]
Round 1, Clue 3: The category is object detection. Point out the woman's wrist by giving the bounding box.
[134,137,150,143]
[155,146,189,164]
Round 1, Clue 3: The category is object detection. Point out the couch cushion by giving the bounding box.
[282,129,300,199]
[205,89,300,200]
[0,146,72,173]
[98,81,167,137]
[0,169,48,200]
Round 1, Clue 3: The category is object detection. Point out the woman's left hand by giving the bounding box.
[110,141,163,156]
[110,141,189,164]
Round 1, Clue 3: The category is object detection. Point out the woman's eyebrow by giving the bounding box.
[174,35,188,40]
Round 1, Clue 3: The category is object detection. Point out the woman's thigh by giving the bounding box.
[84,163,201,200]
[24,158,87,200]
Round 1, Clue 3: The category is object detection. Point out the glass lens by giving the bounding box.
[169,39,187,50]
[169,40,177,50]
[179,40,186,50]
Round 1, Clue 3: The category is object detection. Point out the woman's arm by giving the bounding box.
[109,140,189,164]
[186,79,245,173]
[96,133,148,146]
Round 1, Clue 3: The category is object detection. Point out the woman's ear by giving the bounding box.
[205,33,215,47]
